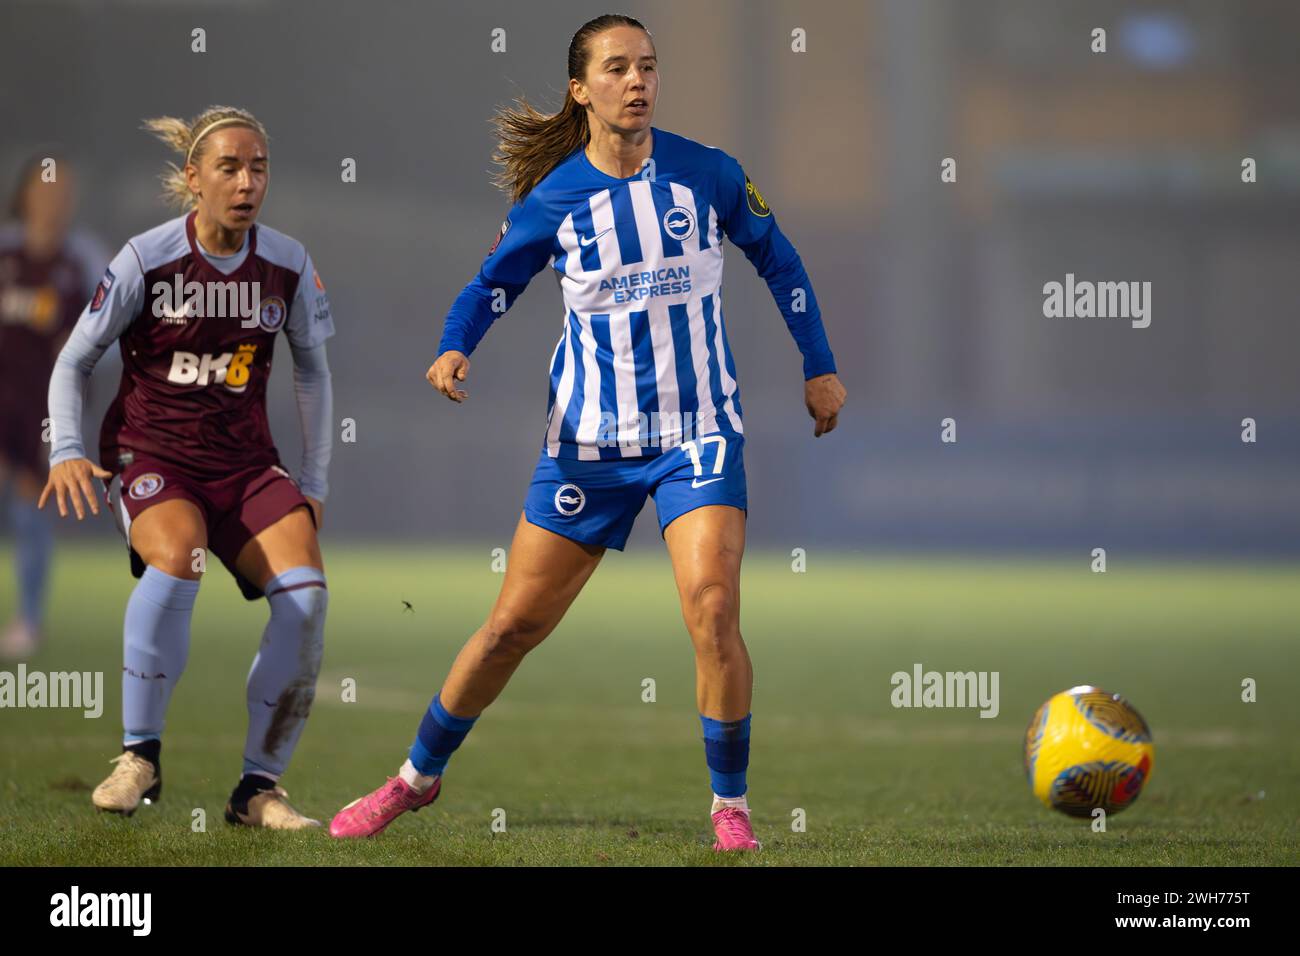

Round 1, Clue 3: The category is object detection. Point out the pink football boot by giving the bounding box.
[329,775,441,838]
[711,807,761,852]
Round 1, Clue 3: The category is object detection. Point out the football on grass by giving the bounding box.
[1024,685,1155,817]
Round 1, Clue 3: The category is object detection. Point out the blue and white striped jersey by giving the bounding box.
[438,127,836,460]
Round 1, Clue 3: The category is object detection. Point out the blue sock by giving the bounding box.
[9,496,52,630]
[701,713,751,798]
[409,692,478,776]
[122,567,200,744]
[243,567,327,778]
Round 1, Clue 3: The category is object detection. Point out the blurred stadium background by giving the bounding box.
[3,0,1297,555]
[2,0,1299,867]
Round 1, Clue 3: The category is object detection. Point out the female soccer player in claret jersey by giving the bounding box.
[41,107,336,829]
[0,154,108,660]
[331,14,847,851]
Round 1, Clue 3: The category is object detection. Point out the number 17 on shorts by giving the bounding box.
[682,434,729,488]
[653,432,748,533]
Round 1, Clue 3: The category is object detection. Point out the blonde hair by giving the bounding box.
[142,106,269,209]
[490,14,650,205]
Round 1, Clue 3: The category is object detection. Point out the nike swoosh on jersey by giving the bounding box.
[579,228,613,247]
[691,477,725,488]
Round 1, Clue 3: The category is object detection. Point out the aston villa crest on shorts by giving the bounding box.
[128,472,165,500]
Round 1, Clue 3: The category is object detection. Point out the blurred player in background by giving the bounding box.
[331,14,847,851]
[41,107,336,828]
[0,153,108,660]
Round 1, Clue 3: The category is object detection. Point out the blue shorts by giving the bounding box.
[523,432,748,550]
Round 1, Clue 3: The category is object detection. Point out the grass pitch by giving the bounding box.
[1,543,1297,866]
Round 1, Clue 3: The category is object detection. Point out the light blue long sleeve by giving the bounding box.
[47,242,144,466]
[289,341,332,502]
[47,320,110,466]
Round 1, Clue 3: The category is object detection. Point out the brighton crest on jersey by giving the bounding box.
[439,127,836,461]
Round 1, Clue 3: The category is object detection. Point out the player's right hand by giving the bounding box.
[427,350,470,403]
[39,458,112,520]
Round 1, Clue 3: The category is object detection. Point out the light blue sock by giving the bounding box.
[9,496,52,630]
[242,567,327,778]
[122,566,201,744]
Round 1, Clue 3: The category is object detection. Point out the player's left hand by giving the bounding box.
[805,372,846,437]
[305,496,324,530]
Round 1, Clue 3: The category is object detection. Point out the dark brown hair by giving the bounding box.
[490,14,652,205]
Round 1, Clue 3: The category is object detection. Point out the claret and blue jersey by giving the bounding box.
[437,127,837,461]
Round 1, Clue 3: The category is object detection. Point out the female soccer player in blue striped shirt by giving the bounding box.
[331,13,846,851]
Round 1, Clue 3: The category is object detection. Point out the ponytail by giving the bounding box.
[490,14,650,205]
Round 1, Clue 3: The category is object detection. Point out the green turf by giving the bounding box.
[1,543,1297,866]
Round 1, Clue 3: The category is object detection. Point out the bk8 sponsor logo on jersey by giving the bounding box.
[166,342,259,392]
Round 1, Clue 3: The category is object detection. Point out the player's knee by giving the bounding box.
[145,546,205,581]
[481,610,549,661]
[685,582,740,649]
